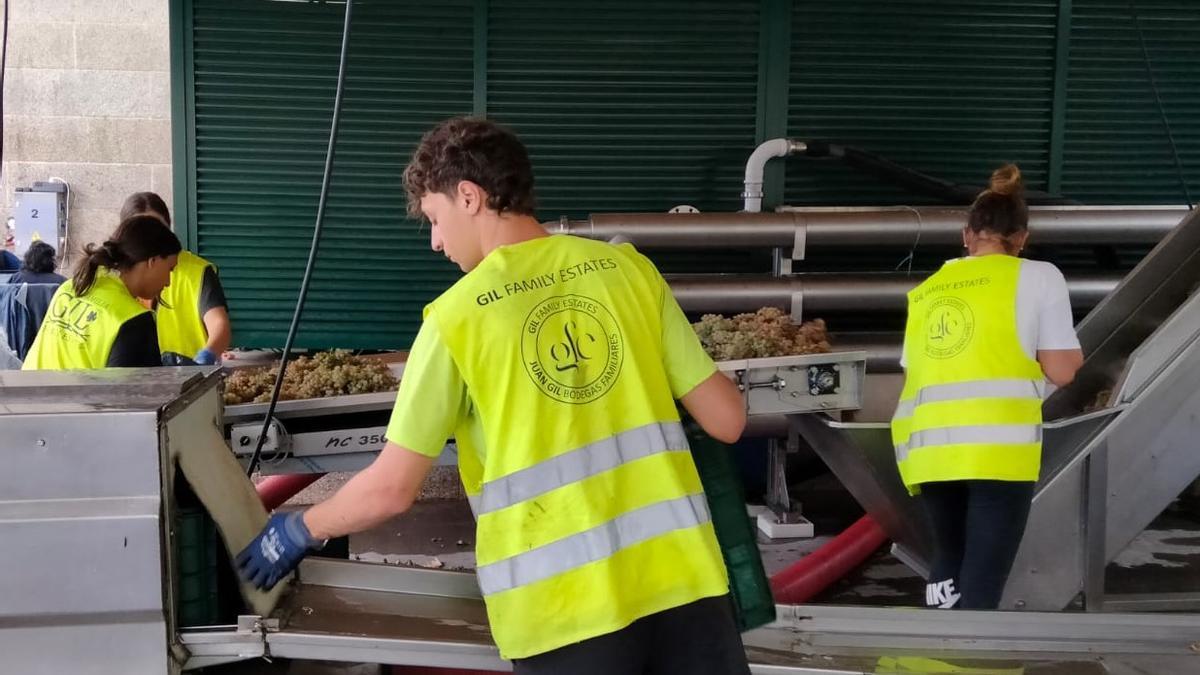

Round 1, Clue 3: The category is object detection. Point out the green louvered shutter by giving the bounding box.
[486,0,763,273]
[187,0,473,349]
[1061,1,1200,204]
[487,0,761,219]
[178,1,1194,350]
[783,1,1060,205]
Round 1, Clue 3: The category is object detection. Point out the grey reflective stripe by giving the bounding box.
[896,424,1042,462]
[475,493,710,596]
[467,494,481,516]
[477,421,688,515]
[893,379,1040,421]
[893,398,916,421]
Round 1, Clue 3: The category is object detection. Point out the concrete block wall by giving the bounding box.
[1,0,172,266]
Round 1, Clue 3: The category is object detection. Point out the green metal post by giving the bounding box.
[474,0,488,116]
[755,0,793,211]
[1048,0,1073,195]
[168,0,198,251]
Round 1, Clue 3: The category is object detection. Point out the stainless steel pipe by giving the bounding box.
[667,272,1120,315]
[831,332,904,373]
[554,206,1187,249]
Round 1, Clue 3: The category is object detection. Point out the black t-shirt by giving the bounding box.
[106,313,162,367]
[198,266,228,318]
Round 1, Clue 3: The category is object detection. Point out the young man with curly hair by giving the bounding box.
[238,117,750,674]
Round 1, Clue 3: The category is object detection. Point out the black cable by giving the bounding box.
[1,0,9,170]
[1129,0,1194,210]
[803,141,1078,205]
[247,0,354,477]
[894,206,924,276]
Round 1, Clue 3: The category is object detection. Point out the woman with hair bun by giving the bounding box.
[23,215,181,369]
[892,164,1084,610]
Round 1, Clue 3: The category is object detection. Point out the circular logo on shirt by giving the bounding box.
[923,296,974,359]
[521,294,624,404]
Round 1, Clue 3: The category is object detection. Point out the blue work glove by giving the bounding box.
[193,348,219,365]
[235,511,323,590]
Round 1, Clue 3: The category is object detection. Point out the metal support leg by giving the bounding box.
[756,422,814,538]
[1082,441,1109,611]
[765,438,797,518]
[772,246,793,276]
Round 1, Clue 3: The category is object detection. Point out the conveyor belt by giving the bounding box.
[181,559,1200,673]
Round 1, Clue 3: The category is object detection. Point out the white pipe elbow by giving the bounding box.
[743,138,805,213]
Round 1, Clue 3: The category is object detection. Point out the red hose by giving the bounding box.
[256,473,325,511]
[769,515,887,604]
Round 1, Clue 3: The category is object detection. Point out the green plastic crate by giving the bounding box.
[175,505,220,627]
[686,421,776,631]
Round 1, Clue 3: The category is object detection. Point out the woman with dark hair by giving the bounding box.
[892,164,1084,610]
[23,215,181,369]
[121,191,232,365]
[8,241,67,285]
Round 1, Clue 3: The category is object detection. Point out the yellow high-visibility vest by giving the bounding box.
[24,273,150,370]
[892,255,1045,495]
[426,234,729,659]
[157,250,214,358]
[876,655,1025,674]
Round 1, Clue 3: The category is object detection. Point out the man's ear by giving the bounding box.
[457,180,486,216]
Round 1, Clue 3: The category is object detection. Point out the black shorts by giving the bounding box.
[511,595,751,675]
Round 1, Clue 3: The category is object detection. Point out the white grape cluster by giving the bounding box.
[692,307,831,361]
[223,350,399,405]
[1084,387,1112,413]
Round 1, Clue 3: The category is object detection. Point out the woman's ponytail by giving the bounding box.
[72,241,124,295]
[70,215,180,296]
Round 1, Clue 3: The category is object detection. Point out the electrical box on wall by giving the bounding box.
[12,182,68,256]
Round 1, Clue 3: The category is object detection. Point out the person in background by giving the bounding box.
[120,192,231,365]
[7,241,67,286]
[1,233,20,272]
[892,164,1084,611]
[234,117,752,674]
[23,215,181,369]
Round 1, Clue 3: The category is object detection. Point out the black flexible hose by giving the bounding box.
[247,0,354,477]
[1,0,9,169]
[802,141,1079,206]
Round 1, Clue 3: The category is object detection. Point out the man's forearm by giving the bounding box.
[205,333,231,354]
[202,308,233,354]
[301,442,434,540]
[302,470,409,540]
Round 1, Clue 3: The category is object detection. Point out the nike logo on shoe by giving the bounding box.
[926,579,961,609]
